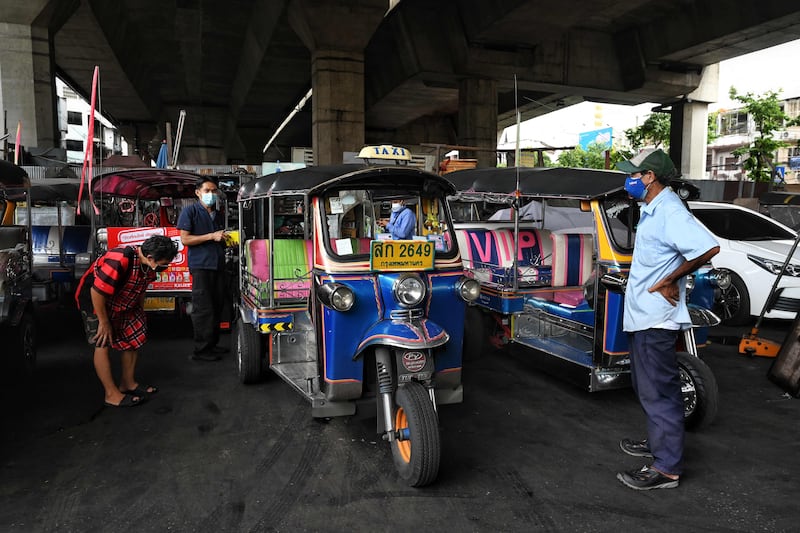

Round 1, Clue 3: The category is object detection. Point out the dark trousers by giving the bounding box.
[628,328,684,476]
[190,269,223,354]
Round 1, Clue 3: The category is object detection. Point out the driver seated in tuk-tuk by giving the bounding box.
[378,198,416,239]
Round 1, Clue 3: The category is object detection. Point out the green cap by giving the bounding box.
[616,148,677,178]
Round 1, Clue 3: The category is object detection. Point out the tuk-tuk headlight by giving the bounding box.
[97,228,107,244]
[317,282,355,311]
[394,274,426,307]
[456,276,480,302]
[685,274,695,294]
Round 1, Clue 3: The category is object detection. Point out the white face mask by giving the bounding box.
[391,202,402,212]
[201,192,216,207]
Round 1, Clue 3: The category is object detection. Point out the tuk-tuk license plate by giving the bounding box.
[144,296,175,311]
[371,240,435,271]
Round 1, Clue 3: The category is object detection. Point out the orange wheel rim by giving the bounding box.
[394,407,411,463]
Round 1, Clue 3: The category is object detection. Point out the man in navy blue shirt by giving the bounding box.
[177,177,228,361]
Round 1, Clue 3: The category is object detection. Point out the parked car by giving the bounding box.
[688,200,800,325]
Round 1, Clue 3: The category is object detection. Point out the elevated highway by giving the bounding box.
[1,0,799,168]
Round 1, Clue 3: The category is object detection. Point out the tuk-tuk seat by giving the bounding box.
[550,233,593,287]
[245,238,313,301]
[331,238,372,255]
[455,227,552,286]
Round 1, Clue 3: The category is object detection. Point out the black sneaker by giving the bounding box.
[619,438,653,458]
[616,466,679,490]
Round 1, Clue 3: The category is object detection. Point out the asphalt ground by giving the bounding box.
[1,307,799,532]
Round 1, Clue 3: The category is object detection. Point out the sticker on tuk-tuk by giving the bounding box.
[370,240,435,271]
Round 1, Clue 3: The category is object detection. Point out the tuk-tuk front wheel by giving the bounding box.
[236,320,265,384]
[391,381,441,487]
[678,351,719,430]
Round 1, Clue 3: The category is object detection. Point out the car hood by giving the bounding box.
[729,239,800,262]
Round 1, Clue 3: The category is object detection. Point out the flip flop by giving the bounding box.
[104,393,145,408]
[121,385,158,397]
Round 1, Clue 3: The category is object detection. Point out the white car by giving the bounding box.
[688,200,800,325]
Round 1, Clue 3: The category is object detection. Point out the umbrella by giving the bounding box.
[156,140,169,168]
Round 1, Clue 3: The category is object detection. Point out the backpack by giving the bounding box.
[75,246,136,313]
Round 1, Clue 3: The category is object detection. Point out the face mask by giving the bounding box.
[391,202,403,212]
[201,192,216,207]
[154,264,169,273]
[624,176,649,200]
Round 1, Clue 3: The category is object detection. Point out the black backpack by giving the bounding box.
[75,246,136,313]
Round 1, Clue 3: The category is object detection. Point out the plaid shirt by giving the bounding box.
[93,246,156,351]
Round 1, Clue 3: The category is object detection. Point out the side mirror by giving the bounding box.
[600,272,628,293]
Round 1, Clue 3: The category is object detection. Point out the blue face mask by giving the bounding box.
[624,176,648,200]
[201,192,216,207]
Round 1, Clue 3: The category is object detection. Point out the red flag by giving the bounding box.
[14,121,21,165]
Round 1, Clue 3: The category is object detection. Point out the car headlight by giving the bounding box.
[747,254,800,277]
[317,282,355,311]
[705,268,731,290]
[456,276,480,302]
[393,274,426,307]
[685,274,695,293]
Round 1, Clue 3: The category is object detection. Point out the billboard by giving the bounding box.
[578,127,613,151]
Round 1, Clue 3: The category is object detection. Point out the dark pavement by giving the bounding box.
[1,307,799,532]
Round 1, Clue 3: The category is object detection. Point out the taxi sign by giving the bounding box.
[371,240,435,271]
[357,145,411,162]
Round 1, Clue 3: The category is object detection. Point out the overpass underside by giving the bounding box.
[1,0,799,171]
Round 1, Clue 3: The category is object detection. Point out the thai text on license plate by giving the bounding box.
[370,240,435,271]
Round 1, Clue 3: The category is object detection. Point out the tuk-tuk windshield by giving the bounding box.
[323,189,454,258]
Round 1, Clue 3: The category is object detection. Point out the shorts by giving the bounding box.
[81,311,100,346]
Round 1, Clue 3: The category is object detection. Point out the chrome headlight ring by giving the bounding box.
[317,282,355,311]
[393,273,426,307]
[455,276,480,302]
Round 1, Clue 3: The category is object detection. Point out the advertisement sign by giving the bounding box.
[106,226,191,292]
[789,156,800,171]
[578,127,613,151]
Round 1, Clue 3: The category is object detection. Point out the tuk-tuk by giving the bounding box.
[0,160,36,374]
[79,168,220,315]
[235,146,480,486]
[446,166,728,429]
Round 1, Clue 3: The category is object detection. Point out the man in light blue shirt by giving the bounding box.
[380,199,416,239]
[615,149,719,491]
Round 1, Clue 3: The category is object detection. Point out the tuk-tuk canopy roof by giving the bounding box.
[238,164,455,201]
[0,160,30,189]
[446,166,626,200]
[90,168,202,200]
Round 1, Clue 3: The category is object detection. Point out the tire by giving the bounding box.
[716,272,750,326]
[391,381,441,487]
[678,351,719,430]
[9,311,37,378]
[236,320,265,384]
[463,306,494,362]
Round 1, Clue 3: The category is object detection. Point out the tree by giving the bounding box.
[729,87,800,182]
[624,112,671,151]
[556,142,620,169]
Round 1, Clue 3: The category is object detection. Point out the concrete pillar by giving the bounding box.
[0,22,57,156]
[669,63,718,180]
[457,78,497,168]
[288,0,386,165]
[670,101,709,180]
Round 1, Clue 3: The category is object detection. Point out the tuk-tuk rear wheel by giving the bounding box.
[236,320,265,384]
[390,381,441,487]
[678,351,719,430]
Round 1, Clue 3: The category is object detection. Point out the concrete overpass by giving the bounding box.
[1,0,800,176]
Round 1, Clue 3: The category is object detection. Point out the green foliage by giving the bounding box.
[624,112,671,150]
[556,142,618,169]
[729,87,800,182]
[707,111,719,145]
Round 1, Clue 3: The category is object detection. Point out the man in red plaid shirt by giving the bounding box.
[75,235,178,407]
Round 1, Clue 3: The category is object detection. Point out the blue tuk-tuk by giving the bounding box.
[234,147,480,486]
[446,166,728,429]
